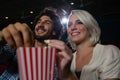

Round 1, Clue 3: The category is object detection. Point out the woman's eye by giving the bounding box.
[68,23,72,27]
[77,21,83,24]
[68,24,71,27]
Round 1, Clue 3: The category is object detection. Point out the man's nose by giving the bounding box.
[38,22,44,27]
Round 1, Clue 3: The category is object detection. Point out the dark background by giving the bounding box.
[0,0,120,47]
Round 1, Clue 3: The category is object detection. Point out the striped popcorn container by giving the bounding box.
[17,47,58,80]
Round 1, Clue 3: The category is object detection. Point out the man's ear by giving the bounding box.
[52,31,56,35]
[52,31,58,39]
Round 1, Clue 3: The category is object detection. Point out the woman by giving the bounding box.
[47,10,120,80]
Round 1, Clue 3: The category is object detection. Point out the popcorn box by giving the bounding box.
[17,47,58,80]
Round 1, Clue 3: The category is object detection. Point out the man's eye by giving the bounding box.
[46,21,50,24]
[45,20,52,24]
[37,21,41,23]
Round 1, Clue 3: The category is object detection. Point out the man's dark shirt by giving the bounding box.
[0,44,19,80]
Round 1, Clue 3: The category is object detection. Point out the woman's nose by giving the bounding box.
[70,25,78,32]
[71,24,76,29]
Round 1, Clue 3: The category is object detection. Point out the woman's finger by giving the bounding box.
[48,40,67,50]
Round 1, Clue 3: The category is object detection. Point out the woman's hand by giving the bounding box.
[47,39,78,80]
[48,39,73,70]
[46,39,73,79]
[0,22,34,48]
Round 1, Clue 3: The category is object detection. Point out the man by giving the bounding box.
[0,7,63,79]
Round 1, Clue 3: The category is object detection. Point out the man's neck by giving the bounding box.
[34,39,47,47]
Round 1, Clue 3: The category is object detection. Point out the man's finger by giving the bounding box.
[7,24,23,47]
[2,27,16,48]
[14,22,34,47]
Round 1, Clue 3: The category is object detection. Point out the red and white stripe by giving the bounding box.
[17,47,57,80]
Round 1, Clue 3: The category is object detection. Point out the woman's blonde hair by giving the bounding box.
[67,10,101,49]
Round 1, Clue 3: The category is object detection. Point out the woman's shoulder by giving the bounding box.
[96,43,120,58]
[96,43,119,51]
[99,43,119,52]
[94,44,120,70]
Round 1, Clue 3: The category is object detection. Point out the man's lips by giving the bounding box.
[36,29,46,34]
[37,29,44,34]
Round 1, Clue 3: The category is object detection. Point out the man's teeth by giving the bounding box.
[38,29,44,32]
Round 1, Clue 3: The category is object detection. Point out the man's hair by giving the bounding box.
[34,7,63,39]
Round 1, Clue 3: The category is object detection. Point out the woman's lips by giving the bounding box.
[71,32,80,36]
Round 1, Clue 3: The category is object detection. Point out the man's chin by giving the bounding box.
[35,35,57,41]
[35,36,50,41]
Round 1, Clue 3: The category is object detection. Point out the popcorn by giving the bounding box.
[44,40,50,44]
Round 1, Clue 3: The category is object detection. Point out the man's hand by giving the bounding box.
[1,22,34,48]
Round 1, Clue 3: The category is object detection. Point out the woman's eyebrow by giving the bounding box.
[76,19,83,24]
[76,19,81,22]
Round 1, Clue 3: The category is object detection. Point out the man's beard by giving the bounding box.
[34,34,57,42]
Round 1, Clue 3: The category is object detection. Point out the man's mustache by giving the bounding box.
[37,26,47,32]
